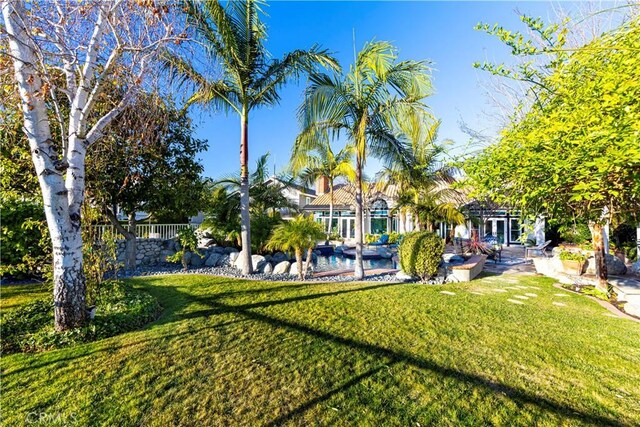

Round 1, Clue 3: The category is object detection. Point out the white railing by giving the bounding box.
[92,223,198,241]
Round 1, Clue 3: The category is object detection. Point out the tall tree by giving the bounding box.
[296,41,432,279]
[86,92,208,270]
[380,116,464,232]
[163,0,338,274]
[289,140,355,239]
[2,0,177,330]
[467,18,640,290]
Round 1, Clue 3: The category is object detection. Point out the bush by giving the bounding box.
[558,223,591,244]
[1,280,161,354]
[0,197,51,280]
[399,231,445,281]
[558,250,587,262]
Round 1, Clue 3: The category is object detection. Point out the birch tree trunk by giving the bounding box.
[3,1,87,330]
[239,107,253,274]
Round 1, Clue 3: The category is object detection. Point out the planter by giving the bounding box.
[561,259,585,276]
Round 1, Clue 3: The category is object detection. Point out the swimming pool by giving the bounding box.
[313,254,397,273]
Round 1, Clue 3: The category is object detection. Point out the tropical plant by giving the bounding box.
[381,115,464,232]
[167,228,200,270]
[164,0,338,274]
[203,153,295,253]
[266,215,325,280]
[398,231,445,282]
[296,41,432,279]
[290,140,355,239]
[558,250,587,263]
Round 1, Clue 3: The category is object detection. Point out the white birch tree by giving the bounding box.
[1,0,179,330]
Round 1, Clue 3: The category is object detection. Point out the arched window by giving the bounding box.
[370,199,388,214]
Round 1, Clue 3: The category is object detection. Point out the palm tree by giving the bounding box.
[289,140,355,240]
[164,0,338,274]
[380,115,465,232]
[266,215,325,280]
[296,41,431,279]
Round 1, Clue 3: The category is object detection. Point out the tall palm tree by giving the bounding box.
[289,140,355,239]
[164,0,338,274]
[296,41,431,279]
[381,115,465,232]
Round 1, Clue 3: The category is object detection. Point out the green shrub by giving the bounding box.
[1,280,161,354]
[0,196,51,280]
[168,227,200,269]
[365,233,381,244]
[558,223,591,244]
[558,250,587,262]
[399,231,445,281]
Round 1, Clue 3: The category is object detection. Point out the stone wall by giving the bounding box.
[116,238,176,266]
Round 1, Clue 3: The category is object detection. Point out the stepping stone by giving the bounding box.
[524,293,538,297]
[507,299,525,305]
[440,291,456,296]
[513,295,529,300]
[552,302,567,307]
[492,289,508,293]
[554,293,570,297]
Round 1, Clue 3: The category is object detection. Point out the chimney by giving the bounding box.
[315,176,330,195]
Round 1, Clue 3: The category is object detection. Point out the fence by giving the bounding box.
[92,223,199,241]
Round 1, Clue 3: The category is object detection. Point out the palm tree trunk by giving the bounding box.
[589,221,608,292]
[240,107,253,274]
[304,246,314,278]
[327,180,334,239]
[296,249,304,281]
[354,158,365,279]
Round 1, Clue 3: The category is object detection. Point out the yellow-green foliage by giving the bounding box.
[399,231,444,280]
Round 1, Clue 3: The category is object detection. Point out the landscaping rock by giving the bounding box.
[182,251,192,265]
[215,254,231,267]
[631,260,640,275]
[190,252,205,267]
[273,261,290,274]
[271,252,289,264]
[263,263,273,275]
[205,253,222,267]
[289,262,302,277]
[224,247,239,254]
[396,270,414,281]
[199,238,216,247]
[210,246,225,254]
[229,251,240,263]
[334,245,349,254]
[233,252,267,272]
[586,254,627,276]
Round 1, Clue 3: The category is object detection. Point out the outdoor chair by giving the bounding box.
[525,240,552,260]
[369,234,390,247]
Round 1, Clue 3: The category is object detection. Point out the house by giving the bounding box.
[264,176,316,219]
[303,179,542,245]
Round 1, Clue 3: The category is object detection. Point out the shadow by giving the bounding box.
[173,281,403,322]
[186,293,628,426]
[265,362,397,426]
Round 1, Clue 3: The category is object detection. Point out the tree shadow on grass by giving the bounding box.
[180,288,628,427]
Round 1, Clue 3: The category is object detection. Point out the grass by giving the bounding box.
[2,274,640,426]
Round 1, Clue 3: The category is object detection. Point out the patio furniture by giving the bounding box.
[525,240,552,260]
[369,234,390,247]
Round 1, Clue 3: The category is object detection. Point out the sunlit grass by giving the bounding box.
[2,274,639,426]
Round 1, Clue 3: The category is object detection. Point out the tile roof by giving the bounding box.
[306,183,399,209]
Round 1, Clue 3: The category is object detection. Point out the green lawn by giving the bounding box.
[2,274,640,426]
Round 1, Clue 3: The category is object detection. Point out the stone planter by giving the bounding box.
[561,259,585,276]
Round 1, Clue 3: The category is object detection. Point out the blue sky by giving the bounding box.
[190,1,568,180]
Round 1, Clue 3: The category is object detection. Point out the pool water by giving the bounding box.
[314,255,397,273]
